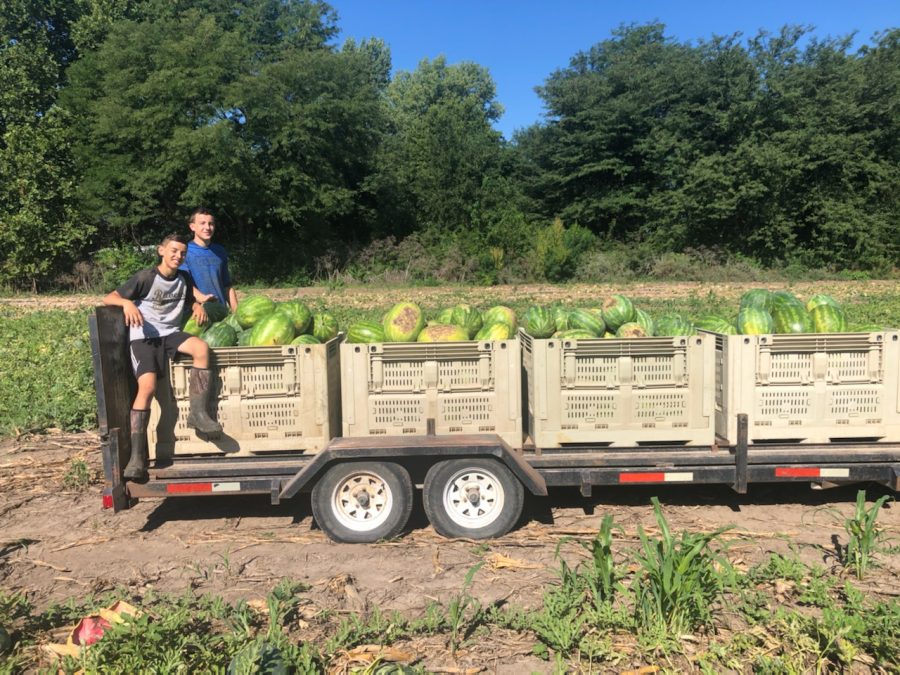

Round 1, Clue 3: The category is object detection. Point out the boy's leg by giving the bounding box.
[125,372,156,480]
[177,336,222,435]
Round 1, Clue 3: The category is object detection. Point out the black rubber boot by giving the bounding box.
[186,368,223,436]
[124,408,150,481]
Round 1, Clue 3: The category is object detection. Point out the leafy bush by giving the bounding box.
[89,245,157,292]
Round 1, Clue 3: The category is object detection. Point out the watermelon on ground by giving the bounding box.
[383,302,425,342]
[347,321,385,344]
[235,295,276,329]
[417,324,469,342]
[737,307,775,335]
[601,295,635,331]
[248,311,295,346]
[523,306,555,339]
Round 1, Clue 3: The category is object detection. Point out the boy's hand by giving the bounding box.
[197,291,215,304]
[193,302,209,326]
[122,300,143,327]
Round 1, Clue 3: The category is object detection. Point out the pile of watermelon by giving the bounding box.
[522,290,869,339]
[183,295,339,348]
[347,302,518,344]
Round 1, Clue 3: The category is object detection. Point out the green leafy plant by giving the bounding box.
[842,490,892,580]
[62,458,93,490]
[446,562,486,655]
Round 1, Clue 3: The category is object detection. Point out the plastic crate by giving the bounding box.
[148,336,342,459]
[713,331,900,444]
[340,339,522,448]
[521,330,716,448]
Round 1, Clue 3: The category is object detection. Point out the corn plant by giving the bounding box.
[446,562,486,655]
[632,497,734,643]
[842,490,891,580]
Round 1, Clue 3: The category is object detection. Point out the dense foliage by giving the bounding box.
[0,2,897,288]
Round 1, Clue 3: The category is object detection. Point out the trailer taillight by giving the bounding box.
[102,493,113,509]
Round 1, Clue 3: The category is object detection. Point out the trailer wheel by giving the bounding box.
[311,462,413,544]
[423,458,524,540]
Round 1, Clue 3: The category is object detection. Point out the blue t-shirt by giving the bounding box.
[182,241,232,305]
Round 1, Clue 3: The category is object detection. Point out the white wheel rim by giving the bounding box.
[331,471,393,532]
[442,467,505,530]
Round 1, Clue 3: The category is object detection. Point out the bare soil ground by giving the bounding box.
[2,279,899,312]
[2,432,898,673]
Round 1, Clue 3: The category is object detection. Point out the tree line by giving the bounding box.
[1,0,897,290]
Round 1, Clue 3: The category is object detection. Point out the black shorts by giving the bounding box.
[130,331,192,379]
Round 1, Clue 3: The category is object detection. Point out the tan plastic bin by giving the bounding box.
[522,330,716,448]
[149,336,342,460]
[714,331,900,444]
[340,339,522,448]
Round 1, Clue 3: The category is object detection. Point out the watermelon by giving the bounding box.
[655,314,695,336]
[248,311,295,346]
[771,304,813,334]
[482,306,517,331]
[202,301,230,324]
[203,322,237,348]
[806,294,840,313]
[417,324,468,342]
[739,289,773,313]
[475,322,512,341]
[634,308,655,336]
[810,304,848,333]
[555,329,596,340]
[312,312,339,342]
[347,321,385,344]
[616,322,647,338]
[567,308,605,336]
[601,295,635,331]
[523,306,555,339]
[291,334,321,345]
[276,300,312,334]
[237,330,253,346]
[182,315,206,337]
[694,315,738,334]
[384,302,425,342]
[223,312,243,332]
[603,332,616,338]
[435,307,454,324]
[771,290,804,310]
[450,304,483,338]
[551,306,570,332]
[737,307,775,335]
[236,295,276,329]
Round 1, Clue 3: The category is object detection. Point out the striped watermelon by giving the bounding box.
[555,329,596,340]
[182,315,206,337]
[417,324,468,342]
[601,295,635,331]
[739,289,774,313]
[806,294,840,313]
[202,322,237,348]
[810,304,848,333]
[237,329,252,346]
[248,311,295,346]
[435,307,454,324]
[551,306,570,332]
[450,304,483,338]
[655,314,695,336]
[291,334,321,345]
[482,306,517,331]
[694,315,738,335]
[737,307,774,335]
[312,312,339,342]
[475,322,512,341]
[384,302,425,342]
[633,308,655,336]
[567,308,605,336]
[276,300,312,334]
[523,306,555,339]
[347,321,385,343]
[616,322,647,338]
[771,303,813,333]
[235,295,276,329]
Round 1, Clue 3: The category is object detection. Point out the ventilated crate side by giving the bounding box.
[521,330,715,448]
[714,331,900,444]
[149,336,342,459]
[340,339,523,448]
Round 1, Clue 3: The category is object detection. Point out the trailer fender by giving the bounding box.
[278,435,547,502]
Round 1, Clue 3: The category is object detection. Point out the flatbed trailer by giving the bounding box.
[90,307,900,543]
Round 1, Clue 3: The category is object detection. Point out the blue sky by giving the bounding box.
[329,0,899,139]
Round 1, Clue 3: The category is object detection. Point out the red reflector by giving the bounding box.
[620,472,666,483]
[776,467,820,478]
[102,494,113,509]
[167,482,213,494]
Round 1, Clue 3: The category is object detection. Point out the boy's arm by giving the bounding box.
[227,287,238,312]
[102,290,143,327]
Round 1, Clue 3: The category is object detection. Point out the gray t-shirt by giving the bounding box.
[116,268,194,341]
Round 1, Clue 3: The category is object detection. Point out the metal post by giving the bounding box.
[733,413,748,494]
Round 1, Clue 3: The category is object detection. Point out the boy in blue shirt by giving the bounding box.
[182,208,238,311]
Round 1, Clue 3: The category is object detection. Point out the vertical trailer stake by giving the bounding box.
[733,413,748,494]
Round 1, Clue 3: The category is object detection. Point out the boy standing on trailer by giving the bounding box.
[103,233,223,481]
[182,207,238,311]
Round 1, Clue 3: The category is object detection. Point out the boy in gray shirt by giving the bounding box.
[103,233,222,480]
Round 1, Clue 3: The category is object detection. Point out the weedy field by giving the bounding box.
[0,281,899,673]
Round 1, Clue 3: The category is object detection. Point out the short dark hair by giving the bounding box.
[161,232,188,247]
[189,207,214,224]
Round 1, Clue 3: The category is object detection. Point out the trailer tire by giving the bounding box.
[423,458,524,540]
[311,462,413,543]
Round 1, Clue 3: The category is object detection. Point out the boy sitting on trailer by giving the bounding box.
[103,233,223,481]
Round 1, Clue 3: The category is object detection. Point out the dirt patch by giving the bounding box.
[2,432,898,672]
[2,280,899,313]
